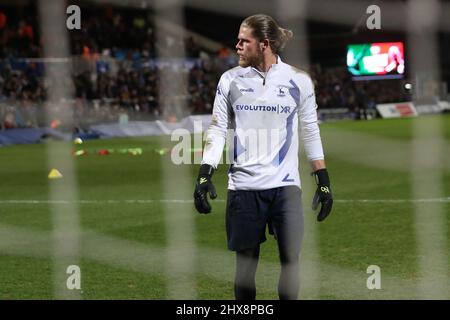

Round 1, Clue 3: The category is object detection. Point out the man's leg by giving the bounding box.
[277,239,300,300]
[226,189,269,300]
[234,245,260,300]
[271,186,304,300]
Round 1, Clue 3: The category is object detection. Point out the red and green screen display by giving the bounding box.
[347,42,405,78]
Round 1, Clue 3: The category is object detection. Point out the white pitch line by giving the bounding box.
[1,198,449,204]
[0,200,202,204]
[336,198,450,203]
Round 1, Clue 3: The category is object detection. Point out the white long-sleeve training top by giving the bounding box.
[202,56,324,190]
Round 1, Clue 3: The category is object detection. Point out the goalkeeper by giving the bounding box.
[194,14,333,300]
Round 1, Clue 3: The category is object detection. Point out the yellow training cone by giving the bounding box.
[48,169,63,179]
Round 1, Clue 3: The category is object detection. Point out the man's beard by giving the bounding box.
[238,52,263,68]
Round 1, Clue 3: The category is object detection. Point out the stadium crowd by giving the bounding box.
[0,4,410,130]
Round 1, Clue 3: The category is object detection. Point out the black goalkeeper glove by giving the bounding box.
[194,164,217,214]
[311,168,333,222]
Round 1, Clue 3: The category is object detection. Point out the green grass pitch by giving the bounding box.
[0,114,449,299]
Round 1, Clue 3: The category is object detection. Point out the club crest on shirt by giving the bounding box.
[276,86,288,97]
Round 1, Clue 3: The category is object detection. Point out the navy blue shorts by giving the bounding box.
[226,186,304,252]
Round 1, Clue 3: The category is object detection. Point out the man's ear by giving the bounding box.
[260,39,270,51]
